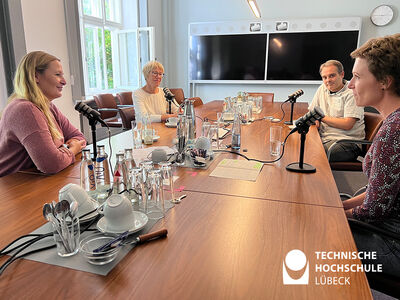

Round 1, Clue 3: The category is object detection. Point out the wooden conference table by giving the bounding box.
[0,101,371,299]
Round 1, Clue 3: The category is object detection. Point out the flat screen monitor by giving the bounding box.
[267,31,359,81]
[190,34,267,80]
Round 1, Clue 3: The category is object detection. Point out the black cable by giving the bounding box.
[0,233,52,256]
[214,130,294,164]
[271,101,288,123]
[0,213,100,276]
[0,234,52,275]
[107,128,113,175]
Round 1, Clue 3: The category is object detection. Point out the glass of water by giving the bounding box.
[131,120,142,149]
[270,126,282,157]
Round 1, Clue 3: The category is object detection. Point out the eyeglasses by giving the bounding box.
[151,71,165,78]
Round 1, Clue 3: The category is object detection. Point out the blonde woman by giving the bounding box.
[133,60,179,123]
[0,51,86,177]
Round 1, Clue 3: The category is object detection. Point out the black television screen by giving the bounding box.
[190,34,267,80]
[267,31,359,81]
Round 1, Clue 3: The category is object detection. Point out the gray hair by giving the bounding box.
[319,60,344,74]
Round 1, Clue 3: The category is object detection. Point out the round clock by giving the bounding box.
[370,5,394,26]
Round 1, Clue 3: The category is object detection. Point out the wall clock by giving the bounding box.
[370,5,394,26]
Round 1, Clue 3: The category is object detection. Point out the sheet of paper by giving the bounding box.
[209,159,263,181]
[132,146,175,165]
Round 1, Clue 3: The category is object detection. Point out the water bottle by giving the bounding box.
[231,113,241,150]
[95,145,111,204]
[124,148,136,171]
[112,153,130,197]
[80,149,96,199]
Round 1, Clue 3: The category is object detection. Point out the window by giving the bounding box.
[78,0,153,96]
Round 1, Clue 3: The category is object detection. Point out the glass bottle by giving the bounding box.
[80,149,97,199]
[112,153,130,196]
[231,113,241,150]
[95,145,111,204]
[124,148,136,172]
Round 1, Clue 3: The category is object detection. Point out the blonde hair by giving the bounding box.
[8,51,62,140]
[142,60,164,78]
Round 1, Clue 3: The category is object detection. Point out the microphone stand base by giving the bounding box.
[286,162,316,173]
[284,121,293,125]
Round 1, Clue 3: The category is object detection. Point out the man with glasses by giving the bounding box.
[309,60,365,162]
[133,61,179,123]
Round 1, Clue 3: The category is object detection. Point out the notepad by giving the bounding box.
[209,159,263,181]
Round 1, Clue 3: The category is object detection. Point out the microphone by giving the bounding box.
[163,87,175,101]
[292,107,325,133]
[75,102,108,127]
[194,136,211,152]
[286,106,325,174]
[286,89,304,102]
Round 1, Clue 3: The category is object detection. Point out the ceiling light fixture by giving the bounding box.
[247,0,261,18]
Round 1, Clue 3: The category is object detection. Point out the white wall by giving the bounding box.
[165,0,400,103]
[19,0,80,128]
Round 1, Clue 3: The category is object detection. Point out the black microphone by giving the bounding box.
[75,102,108,127]
[292,107,325,133]
[163,87,175,101]
[287,89,304,101]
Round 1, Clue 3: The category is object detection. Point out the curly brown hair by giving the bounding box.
[351,33,400,96]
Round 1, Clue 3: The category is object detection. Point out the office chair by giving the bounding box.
[191,97,203,107]
[248,92,274,103]
[118,107,136,129]
[116,91,133,106]
[328,112,383,171]
[93,94,122,127]
[347,218,400,298]
[168,88,203,107]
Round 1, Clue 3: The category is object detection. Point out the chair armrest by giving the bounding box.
[348,218,400,241]
[327,139,372,161]
[98,108,119,113]
[117,104,134,108]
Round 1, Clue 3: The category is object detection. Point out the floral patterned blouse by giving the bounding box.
[353,108,400,223]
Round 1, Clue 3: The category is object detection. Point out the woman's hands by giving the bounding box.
[62,139,86,156]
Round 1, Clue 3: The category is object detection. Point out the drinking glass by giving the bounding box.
[131,120,142,149]
[159,161,178,205]
[130,167,147,211]
[52,217,80,257]
[143,114,154,145]
[256,96,263,114]
[270,126,282,156]
[202,121,211,138]
[209,124,219,150]
[146,169,165,220]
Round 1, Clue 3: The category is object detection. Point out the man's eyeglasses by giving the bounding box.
[151,71,165,78]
